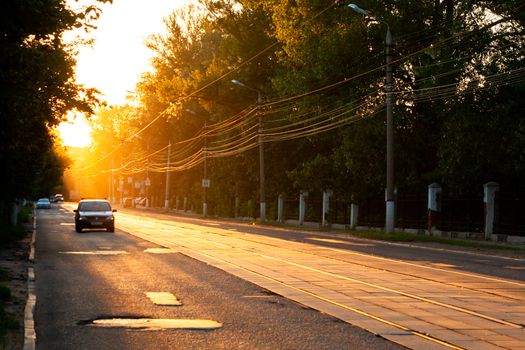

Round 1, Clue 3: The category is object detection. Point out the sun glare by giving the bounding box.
[67,0,194,105]
[57,114,92,148]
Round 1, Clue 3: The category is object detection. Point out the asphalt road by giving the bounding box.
[34,205,403,350]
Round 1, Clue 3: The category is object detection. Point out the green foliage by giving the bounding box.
[87,0,524,216]
[0,219,26,247]
[347,229,522,250]
[0,285,17,343]
[0,0,110,221]
[0,286,11,303]
[0,270,8,282]
[17,206,32,225]
[0,303,19,339]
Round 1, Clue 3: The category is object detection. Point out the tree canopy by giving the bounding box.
[0,0,110,209]
[80,0,525,217]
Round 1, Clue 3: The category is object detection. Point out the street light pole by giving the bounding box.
[349,3,395,232]
[256,91,266,222]
[111,158,115,204]
[164,142,171,210]
[186,108,209,217]
[231,79,266,222]
[384,24,395,233]
[203,119,208,217]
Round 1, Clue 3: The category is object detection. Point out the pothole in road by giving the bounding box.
[78,316,222,330]
[144,248,178,254]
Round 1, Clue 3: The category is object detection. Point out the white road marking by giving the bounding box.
[145,292,182,306]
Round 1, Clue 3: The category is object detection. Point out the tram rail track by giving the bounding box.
[126,215,525,295]
[114,213,525,349]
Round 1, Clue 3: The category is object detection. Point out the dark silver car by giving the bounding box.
[74,199,116,232]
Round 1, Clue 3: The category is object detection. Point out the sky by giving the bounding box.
[58,0,192,147]
[73,0,191,105]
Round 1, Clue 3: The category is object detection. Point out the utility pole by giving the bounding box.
[348,4,395,232]
[164,142,171,210]
[257,92,266,222]
[111,158,115,203]
[146,139,150,208]
[231,79,266,222]
[203,120,208,217]
[385,25,395,233]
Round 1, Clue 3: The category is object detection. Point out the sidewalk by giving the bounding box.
[118,205,525,257]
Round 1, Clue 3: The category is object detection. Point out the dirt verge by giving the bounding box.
[0,230,30,349]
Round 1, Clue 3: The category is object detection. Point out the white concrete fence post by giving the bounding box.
[350,202,359,230]
[322,191,332,228]
[484,182,499,239]
[299,191,308,225]
[277,194,284,223]
[234,197,240,218]
[427,183,442,233]
[247,199,253,218]
[9,202,19,226]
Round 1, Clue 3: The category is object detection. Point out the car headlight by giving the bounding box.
[79,216,87,221]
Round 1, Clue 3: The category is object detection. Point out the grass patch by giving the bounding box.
[0,205,32,248]
[0,286,18,342]
[0,302,19,335]
[257,221,522,251]
[347,230,521,250]
[0,222,26,248]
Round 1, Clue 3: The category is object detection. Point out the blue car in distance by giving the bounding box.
[36,198,51,209]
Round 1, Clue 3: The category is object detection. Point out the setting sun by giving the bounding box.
[57,114,92,148]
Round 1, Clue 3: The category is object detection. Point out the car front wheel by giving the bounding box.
[75,224,82,233]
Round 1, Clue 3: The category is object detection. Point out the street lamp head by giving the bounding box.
[231,79,245,87]
[348,3,369,16]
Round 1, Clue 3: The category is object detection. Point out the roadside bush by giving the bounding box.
[0,286,10,302]
[18,206,32,224]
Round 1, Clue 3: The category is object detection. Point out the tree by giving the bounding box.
[83,0,524,221]
[0,0,111,224]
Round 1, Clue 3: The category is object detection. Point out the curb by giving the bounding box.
[23,210,37,350]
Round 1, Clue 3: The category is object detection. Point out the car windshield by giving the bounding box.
[79,201,111,211]
[38,199,49,203]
